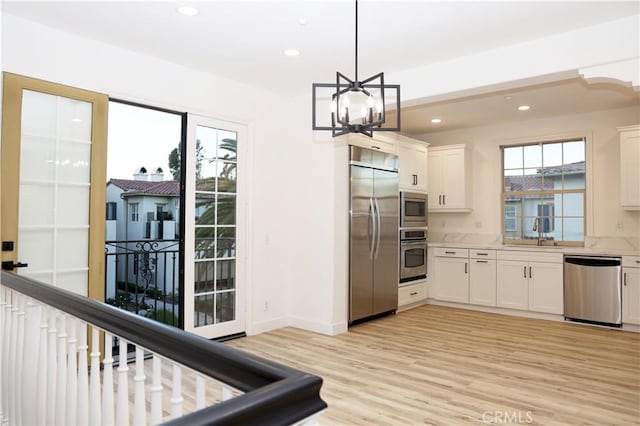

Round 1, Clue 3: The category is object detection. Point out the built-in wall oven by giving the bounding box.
[400,228,428,284]
[400,192,428,228]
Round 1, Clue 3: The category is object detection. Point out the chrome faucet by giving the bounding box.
[532,217,543,246]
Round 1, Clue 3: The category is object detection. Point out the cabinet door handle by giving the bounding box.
[624,272,627,286]
[476,260,488,264]
[412,174,418,185]
[636,260,640,264]
[443,194,446,205]
[524,266,527,278]
[476,253,488,256]
[465,262,468,274]
[529,266,532,278]
[371,145,381,150]
[410,292,418,296]
[445,251,456,255]
[438,195,442,205]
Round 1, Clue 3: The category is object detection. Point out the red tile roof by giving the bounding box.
[108,179,180,197]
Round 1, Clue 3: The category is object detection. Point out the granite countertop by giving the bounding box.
[428,234,640,257]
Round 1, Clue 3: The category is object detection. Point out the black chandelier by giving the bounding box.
[312,0,401,137]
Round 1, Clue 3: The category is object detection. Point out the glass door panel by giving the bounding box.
[1,73,107,300]
[184,114,245,338]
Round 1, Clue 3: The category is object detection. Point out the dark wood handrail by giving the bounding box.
[1,271,326,425]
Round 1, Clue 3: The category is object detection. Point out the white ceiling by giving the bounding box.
[3,1,639,134]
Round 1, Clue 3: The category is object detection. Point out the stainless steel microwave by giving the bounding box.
[400,192,428,228]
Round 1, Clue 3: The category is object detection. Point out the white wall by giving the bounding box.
[415,106,640,241]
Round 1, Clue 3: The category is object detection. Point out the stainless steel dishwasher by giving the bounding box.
[564,255,622,326]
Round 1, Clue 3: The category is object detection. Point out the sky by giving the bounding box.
[106,101,182,181]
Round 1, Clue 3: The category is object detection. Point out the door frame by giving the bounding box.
[1,72,108,301]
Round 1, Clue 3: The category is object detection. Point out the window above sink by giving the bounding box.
[502,138,586,247]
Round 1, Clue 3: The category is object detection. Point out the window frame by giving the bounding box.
[130,203,139,222]
[501,138,586,247]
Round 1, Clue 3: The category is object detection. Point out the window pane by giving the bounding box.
[504,169,523,192]
[543,143,562,168]
[195,227,216,260]
[194,294,214,327]
[523,169,544,191]
[218,161,236,193]
[216,292,235,323]
[563,141,585,164]
[563,193,584,217]
[503,195,522,240]
[218,131,237,161]
[194,261,214,293]
[195,194,215,225]
[216,259,235,291]
[217,227,235,258]
[562,163,585,190]
[523,145,542,168]
[504,146,523,169]
[217,194,236,225]
[563,217,584,241]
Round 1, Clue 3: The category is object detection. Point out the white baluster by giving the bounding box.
[36,306,49,426]
[55,315,67,426]
[150,356,163,425]
[21,299,41,426]
[116,338,129,426]
[89,327,101,425]
[222,385,234,401]
[196,376,206,410]
[77,322,89,425]
[133,347,146,426]
[8,292,19,424]
[171,364,183,419]
[0,287,8,425]
[66,320,78,425]
[15,294,26,425]
[102,333,115,426]
[46,309,58,425]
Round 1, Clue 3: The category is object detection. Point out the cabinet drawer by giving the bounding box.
[470,249,496,260]
[497,250,563,263]
[348,133,397,155]
[622,256,640,268]
[434,247,469,258]
[399,282,427,306]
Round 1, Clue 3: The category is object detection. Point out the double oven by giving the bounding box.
[399,192,428,284]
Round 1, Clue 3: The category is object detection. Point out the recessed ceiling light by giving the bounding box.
[518,105,531,111]
[177,6,199,16]
[431,118,442,124]
[283,48,301,57]
[504,96,512,101]
[298,18,307,26]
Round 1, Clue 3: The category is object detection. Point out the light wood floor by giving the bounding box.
[225,305,640,425]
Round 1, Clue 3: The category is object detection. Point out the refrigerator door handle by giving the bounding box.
[369,197,376,260]
[374,197,381,259]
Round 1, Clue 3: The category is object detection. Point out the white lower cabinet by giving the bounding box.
[433,248,469,303]
[496,260,529,310]
[497,251,563,314]
[398,280,427,308]
[528,262,564,314]
[469,257,497,307]
[622,256,640,325]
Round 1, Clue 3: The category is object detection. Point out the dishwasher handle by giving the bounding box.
[564,256,621,267]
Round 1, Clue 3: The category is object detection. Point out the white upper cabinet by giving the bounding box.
[399,140,428,193]
[619,125,640,210]
[347,133,398,155]
[428,144,472,212]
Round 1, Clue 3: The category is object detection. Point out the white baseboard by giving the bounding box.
[426,299,564,322]
[288,316,348,336]
[248,316,289,336]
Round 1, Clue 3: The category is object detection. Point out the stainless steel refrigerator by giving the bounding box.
[349,146,399,324]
